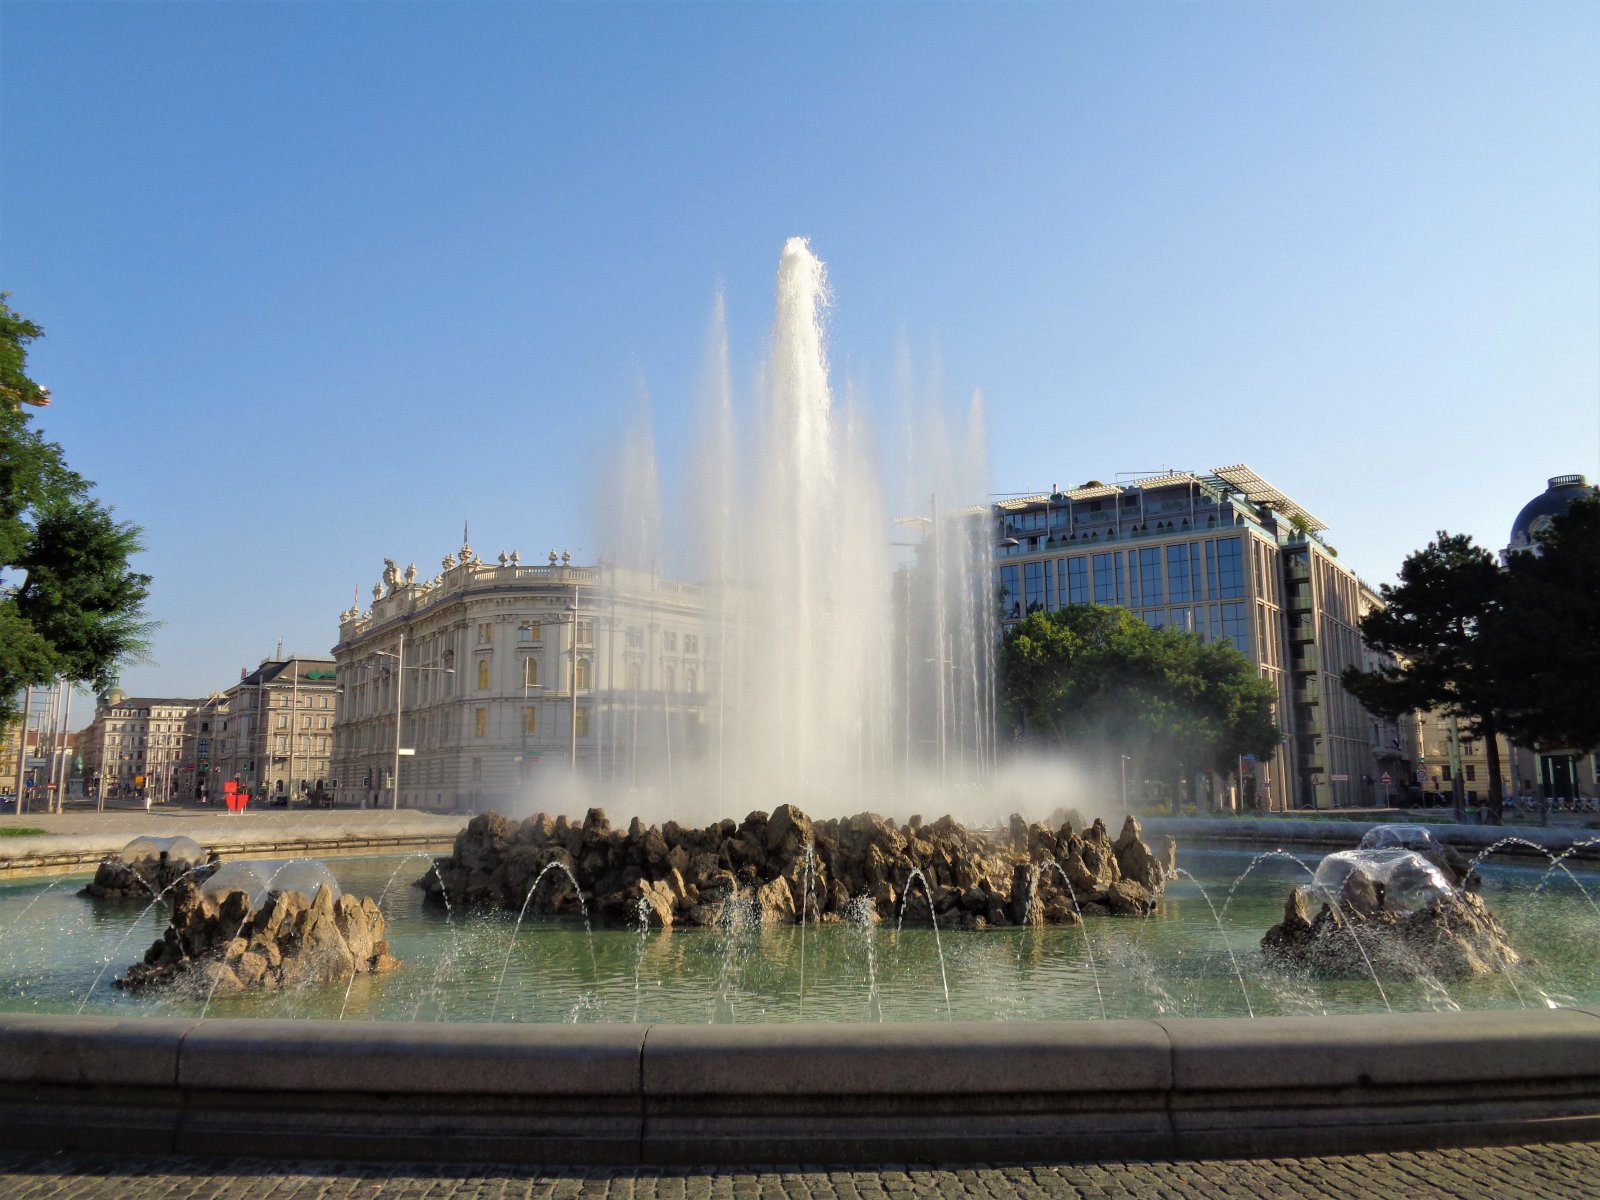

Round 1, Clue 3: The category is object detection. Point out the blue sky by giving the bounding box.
[3,1,1597,713]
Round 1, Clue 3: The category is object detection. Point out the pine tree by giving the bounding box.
[0,295,152,728]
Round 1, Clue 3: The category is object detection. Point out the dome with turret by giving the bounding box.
[1508,474,1596,555]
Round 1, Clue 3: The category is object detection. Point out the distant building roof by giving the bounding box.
[1509,474,1596,552]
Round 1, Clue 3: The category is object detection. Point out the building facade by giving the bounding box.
[79,689,203,803]
[331,543,714,812]
[992,466,1404,810]
[207,657,340,803]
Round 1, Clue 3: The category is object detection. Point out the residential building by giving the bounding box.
[79,689,203,802]
[210,656,340,803]
[992,466,1404,810]
[175,693,227,802]
[1412,709,1511,808]
[332,542,714,812]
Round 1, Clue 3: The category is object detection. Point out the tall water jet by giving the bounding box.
[596,237,994,816]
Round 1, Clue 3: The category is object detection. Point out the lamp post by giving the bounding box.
[1120,754,1131,813]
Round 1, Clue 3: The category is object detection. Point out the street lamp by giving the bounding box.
[372,631,454,810]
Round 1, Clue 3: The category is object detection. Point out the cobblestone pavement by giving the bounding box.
[2,1143,1597,1200]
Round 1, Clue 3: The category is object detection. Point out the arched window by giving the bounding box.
[477,659,490,690]
[522,658,538,688]
[575,657,591,691]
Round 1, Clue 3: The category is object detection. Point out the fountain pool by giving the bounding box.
[4,846,1596,1023]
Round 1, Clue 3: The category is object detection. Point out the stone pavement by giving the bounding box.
[2,1143,1597,1200]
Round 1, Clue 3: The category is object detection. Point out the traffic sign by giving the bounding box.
[1381,772,1392,785]
[1330,774,1349,782]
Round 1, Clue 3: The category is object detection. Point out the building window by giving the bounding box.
[522,658,539,688]
[999,565,1021,619]
[472,757,482,782]
[576,619,594,645]
[663,631,678,652]
[1216,537,1245,599]
[575,708,590,738]
[684,634,698,655]
[627,663,641,689]
[1466,765,1476,782]
[686,667,697,693]
[518,623,537,643]
[477,659,490,690]
[575,657,592,690]
[522,707,537,736]
[318,716,328,730]
[627,625,643,649]
[1167,544,1190,602]
[1023,561,1046,614]
[1092,554,1115,604]
[1139,548,1162,607]
[474,708,487,738]
[477,622,493,645]
[277,715,288,730]
[1220,602,1249,653]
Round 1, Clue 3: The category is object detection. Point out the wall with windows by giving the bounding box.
[332,548,715,812]
[998,531,1260,655]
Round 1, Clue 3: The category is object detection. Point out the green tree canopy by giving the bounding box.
[0,294,152,727]
[1488,495,1600,753]
[999,604,1281,796]
[1340,531,1508,807]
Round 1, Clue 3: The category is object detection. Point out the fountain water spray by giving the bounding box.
[490,860,593,1021]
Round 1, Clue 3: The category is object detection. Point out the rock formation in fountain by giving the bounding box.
[1357,823,1480,891]
[418,805,1174,928]
[1261,848,1518,979]
[115,879,400,993]
[82,851,220,899]
[81,835,217,899]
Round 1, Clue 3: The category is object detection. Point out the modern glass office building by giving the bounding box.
[992,466,1409,811]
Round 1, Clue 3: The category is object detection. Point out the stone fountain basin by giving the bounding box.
[3,1009,1598,1165]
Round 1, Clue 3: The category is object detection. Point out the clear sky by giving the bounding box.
[3,1,1597,719]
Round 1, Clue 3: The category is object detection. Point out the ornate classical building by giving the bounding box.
[992,466,1405,810]
[331,542,714,811]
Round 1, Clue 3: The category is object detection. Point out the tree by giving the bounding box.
[1000,604,1281,806]
[0,294,152,728]
[1340,532,1508,814]
[1490,495,1600,754]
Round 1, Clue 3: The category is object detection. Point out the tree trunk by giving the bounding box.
[1483,714,1504,824]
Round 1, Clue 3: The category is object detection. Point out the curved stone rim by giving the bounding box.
[3,1008,1598,1165]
